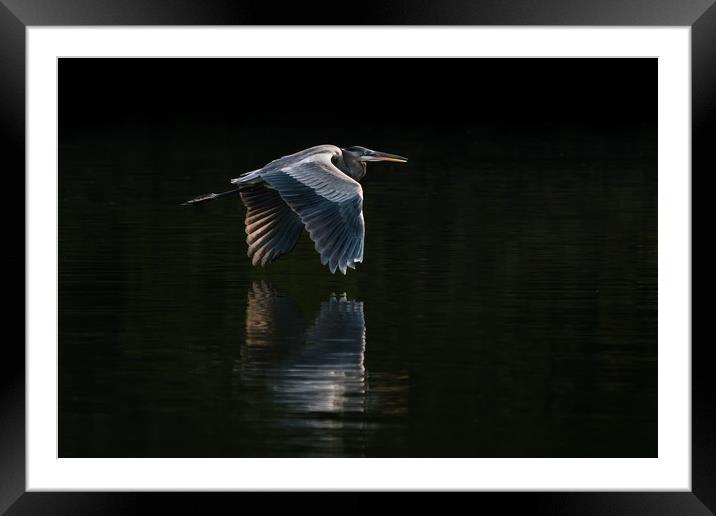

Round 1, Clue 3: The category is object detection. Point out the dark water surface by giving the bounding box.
[59,125,657,457]
[59,59,657,457]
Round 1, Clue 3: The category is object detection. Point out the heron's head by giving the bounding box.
[343,146,408,164]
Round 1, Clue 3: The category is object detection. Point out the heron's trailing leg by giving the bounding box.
[181,188,240,206]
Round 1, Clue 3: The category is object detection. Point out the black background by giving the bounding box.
[61,58,654,130]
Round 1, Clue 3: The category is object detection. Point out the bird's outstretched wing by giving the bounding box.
[240,185,305,266]
[249,145,365,274]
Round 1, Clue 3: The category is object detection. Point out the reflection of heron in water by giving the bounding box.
[240,281,367,417]
[233,281,409,456]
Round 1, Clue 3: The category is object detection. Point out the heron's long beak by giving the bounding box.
[362,150,408,163]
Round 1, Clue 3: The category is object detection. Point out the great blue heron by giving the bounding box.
[183,145,408,274]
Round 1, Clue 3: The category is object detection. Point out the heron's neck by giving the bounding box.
[336,152,366,182]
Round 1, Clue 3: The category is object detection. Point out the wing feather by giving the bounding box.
[250,145,365,274]
[240,185,304,266]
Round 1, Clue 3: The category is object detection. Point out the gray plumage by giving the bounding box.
[233,145,365,274]
[184,144,407,274]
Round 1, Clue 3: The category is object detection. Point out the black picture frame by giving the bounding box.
[2,1,709,514]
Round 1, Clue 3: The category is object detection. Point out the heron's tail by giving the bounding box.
[230,169,262,186]
[181,188,240,206]
[182,169,262,206]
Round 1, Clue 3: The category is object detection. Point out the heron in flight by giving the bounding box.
[183,145,408,274]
